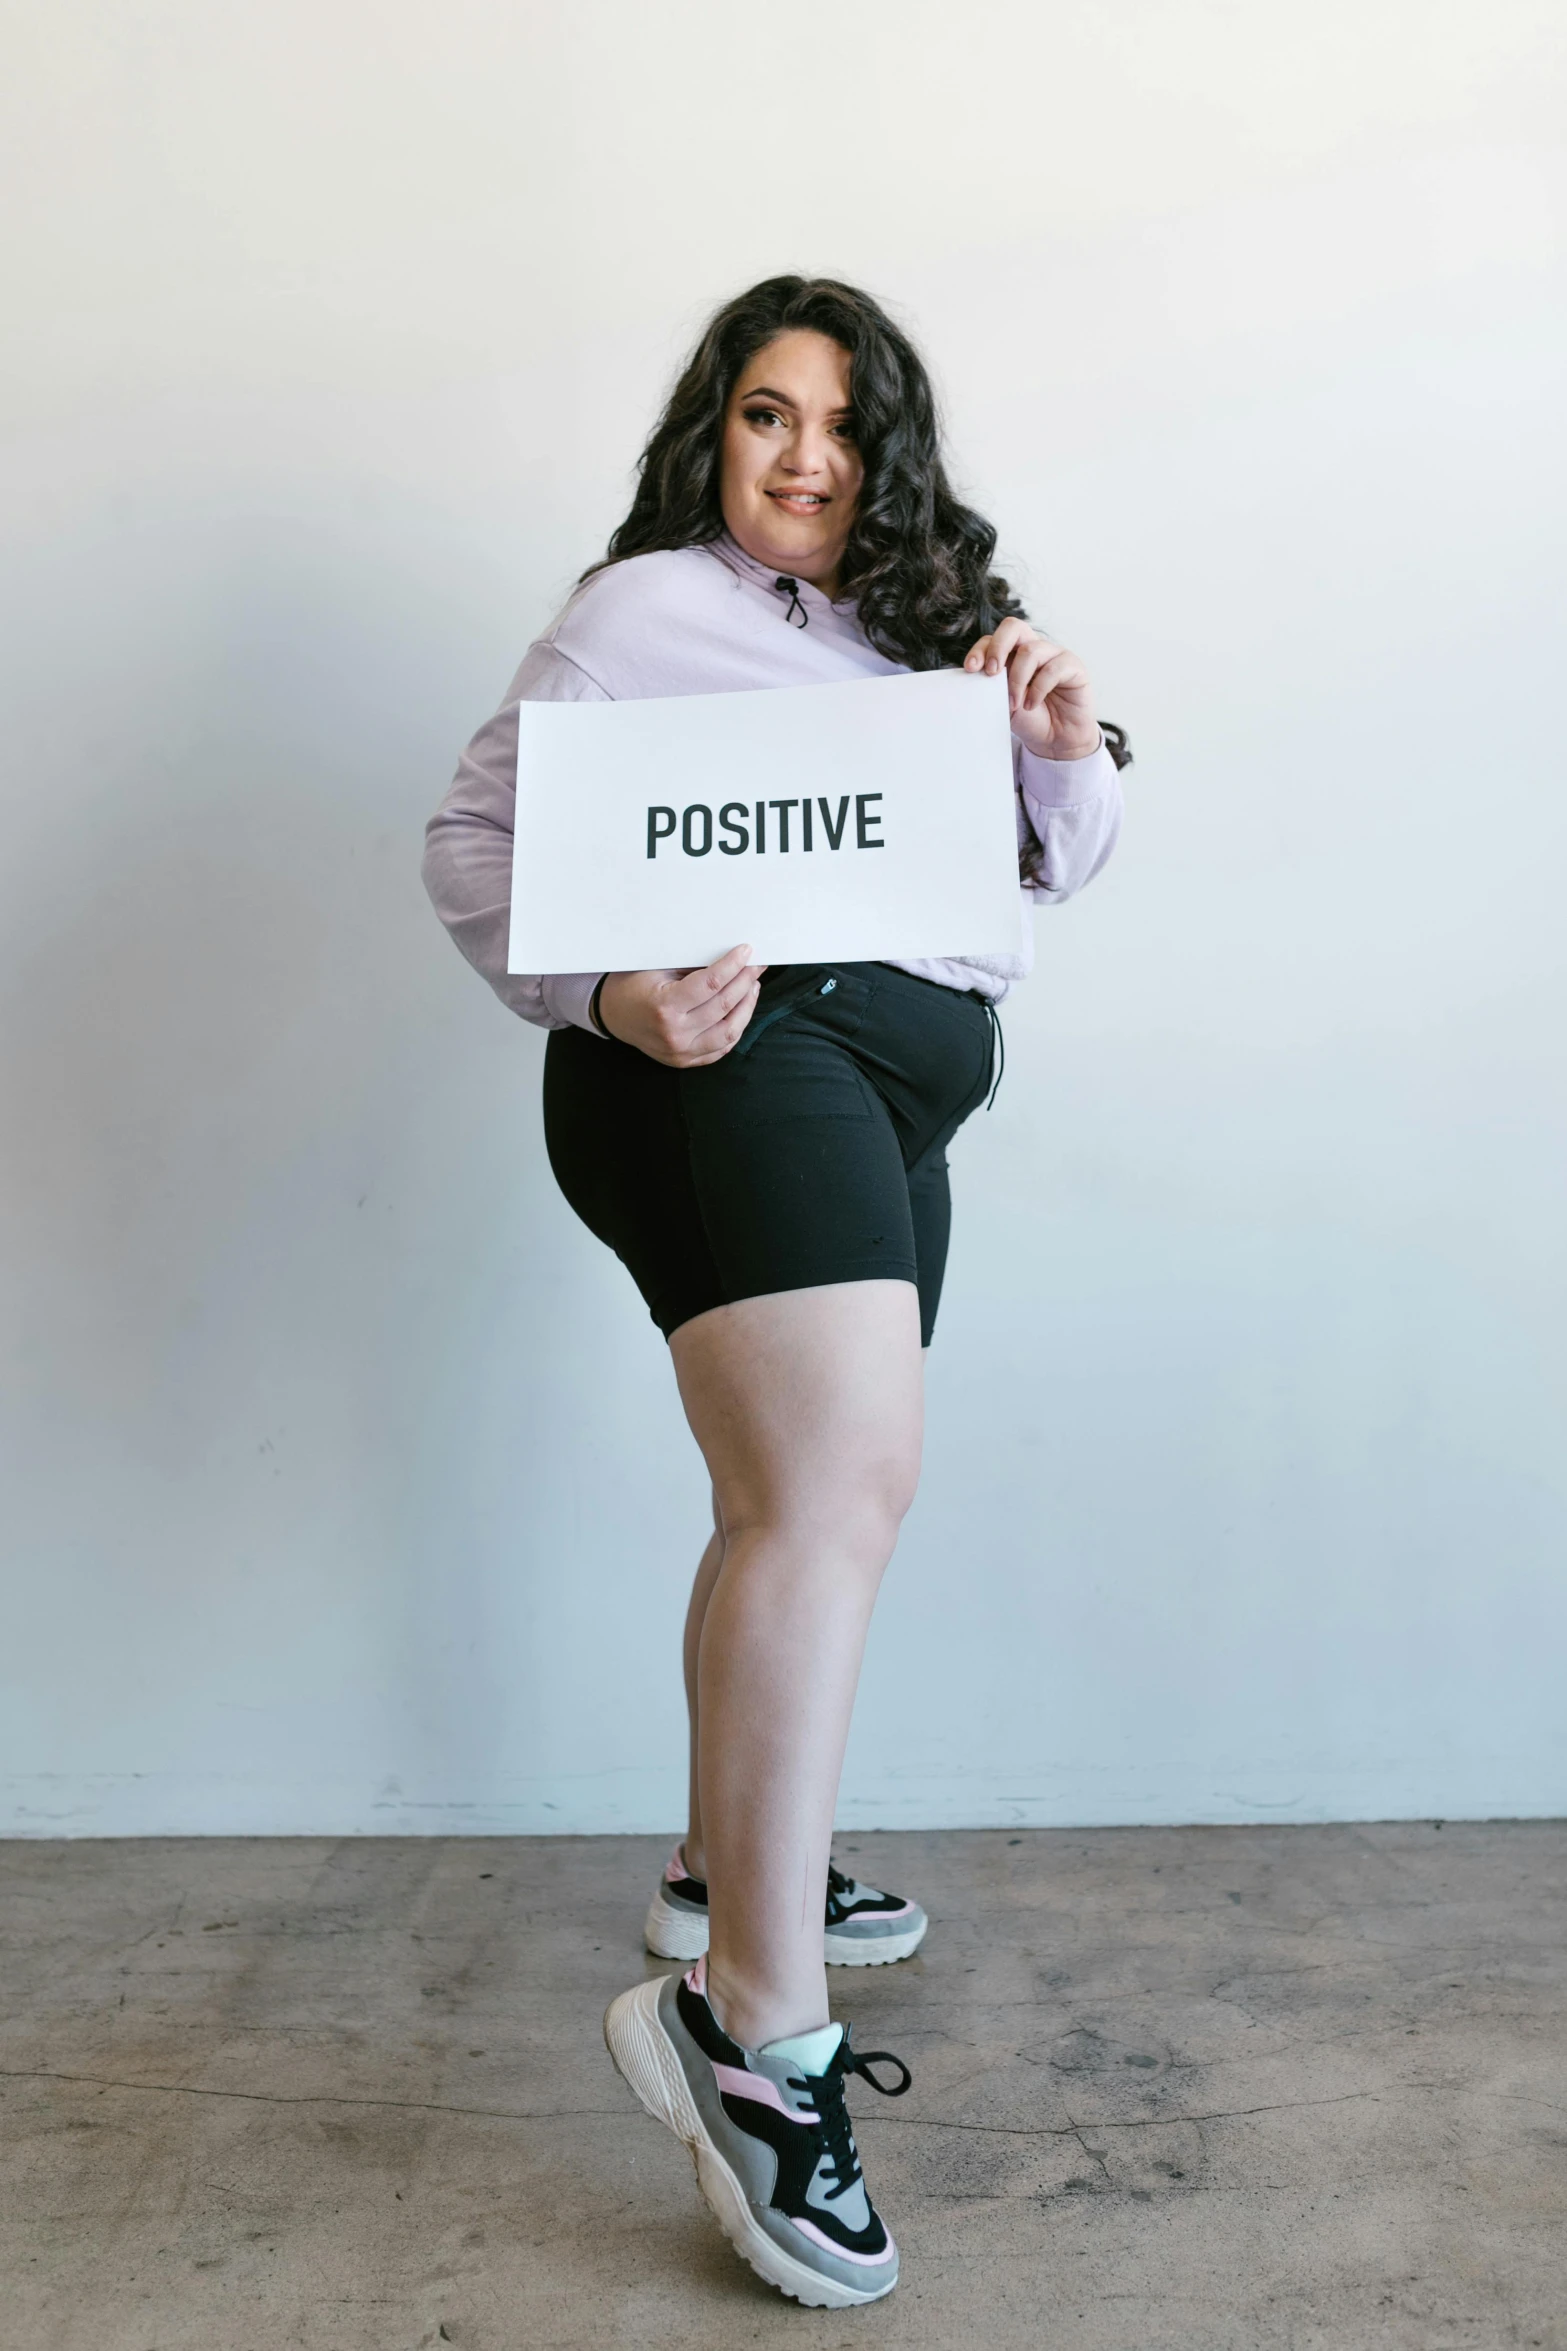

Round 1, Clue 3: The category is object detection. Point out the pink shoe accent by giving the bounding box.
[665,1844,691,1886]
[684,1954,708,1998]
[789,2215,896,2267]
[710,2061,819,2121]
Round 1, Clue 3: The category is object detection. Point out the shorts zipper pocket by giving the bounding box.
[732,969,835,1057]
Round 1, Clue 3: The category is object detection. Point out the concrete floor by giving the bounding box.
[3,1827,1565,2350]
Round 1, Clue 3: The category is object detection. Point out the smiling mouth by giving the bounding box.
[767,490,829,513]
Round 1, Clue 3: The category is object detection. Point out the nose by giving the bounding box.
[780,418,833,478]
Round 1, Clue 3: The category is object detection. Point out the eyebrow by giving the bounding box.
[739,385,853,416]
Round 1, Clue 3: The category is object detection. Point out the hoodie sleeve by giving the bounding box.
[1014,734,1125,905]
[421,641,612,1032]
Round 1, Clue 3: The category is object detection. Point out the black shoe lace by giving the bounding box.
[786,2025,912,2205]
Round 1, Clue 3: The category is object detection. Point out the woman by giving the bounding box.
[423,275,1125,2308]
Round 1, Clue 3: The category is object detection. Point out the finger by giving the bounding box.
[1017,647,1078,694]
[693,984,763,1057]
[963,634,993,673]
[1004,638,1050,711]
[680,962,764,1030]
[665,944,753,1013]
[703,943,754,985]
[982,616,1036,677]
[679,1034,746,1069]
[658,977,761,1063]
[1021,652,1087,711]
[685,972,760,1038]
[705,982,762,1041]
[1000,611,1047,677]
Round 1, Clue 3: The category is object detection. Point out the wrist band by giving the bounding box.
[588,975,611,1038]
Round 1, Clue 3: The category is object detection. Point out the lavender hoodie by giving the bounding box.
[422,534,1123,1031]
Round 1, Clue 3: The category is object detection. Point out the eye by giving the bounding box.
[742,405,786,428]
[830,418,858,441]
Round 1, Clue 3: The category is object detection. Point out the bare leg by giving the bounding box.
[680,1494,725,1881]
[669,1279,924,2049]
[683,1356,932,1880]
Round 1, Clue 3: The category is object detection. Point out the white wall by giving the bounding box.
[3,2,1564,1835]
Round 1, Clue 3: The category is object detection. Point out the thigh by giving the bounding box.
[905,1149,953,1348]
[542,1026,725,1336]
[670,1281,925,1542]
[839,964,995,1170]
[675,998,920,1320]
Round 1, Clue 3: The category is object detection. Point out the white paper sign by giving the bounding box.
[506,667,1024,972]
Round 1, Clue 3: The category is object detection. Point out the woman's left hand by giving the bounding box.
[964,618,1100,762]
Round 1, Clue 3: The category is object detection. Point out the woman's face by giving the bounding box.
[719,330,864,596]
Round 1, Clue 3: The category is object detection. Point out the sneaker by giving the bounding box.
[644,1849,928,1968]
[604,1956,911,2307]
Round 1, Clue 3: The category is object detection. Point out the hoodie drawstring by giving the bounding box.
[773,574,808,628]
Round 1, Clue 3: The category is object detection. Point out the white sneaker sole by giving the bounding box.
[603,1974,897,2309]
[647,1891,928,1969]
[825,1916,927,1967]
[643,1890,712,1962]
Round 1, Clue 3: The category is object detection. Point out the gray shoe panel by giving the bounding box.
[654,1969,778,2208]
[660,1883,709,1917]
[830,1901,928,1941]
[805,2162,872,2234]
[749,2197,898,2294]
[654,1971,896,2295]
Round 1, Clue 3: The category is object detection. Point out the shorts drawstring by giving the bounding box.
[980,995,1004,1110]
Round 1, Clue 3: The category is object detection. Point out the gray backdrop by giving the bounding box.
[3,0,1563,1832]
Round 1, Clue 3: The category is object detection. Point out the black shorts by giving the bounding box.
[542,962,995,1347]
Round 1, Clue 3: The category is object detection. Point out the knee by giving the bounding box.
[844,1488,916,1581]
[868,1437,922,1539]
[721,1440,921,1571]
[823,1465,917,1580]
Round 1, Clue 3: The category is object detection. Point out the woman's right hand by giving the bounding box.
[597,945,766,1068]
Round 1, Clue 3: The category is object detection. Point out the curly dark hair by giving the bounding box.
[588,274,1130,876]
[589,273,1025,670]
